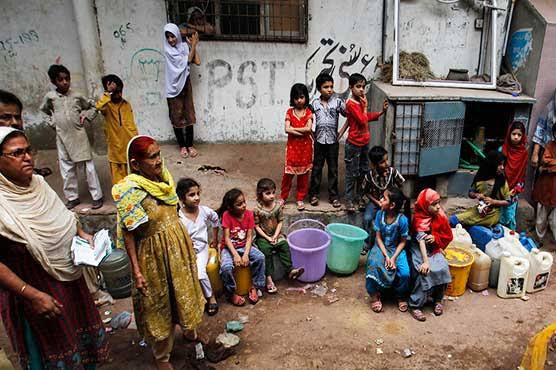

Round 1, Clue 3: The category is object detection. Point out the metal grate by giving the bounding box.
[167,0,308,43]
[421,118,464,148]
[393,103,423,176]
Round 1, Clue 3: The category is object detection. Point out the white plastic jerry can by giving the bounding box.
[526,248,553,293]
[451,224,473,246]
[497,252,530,299]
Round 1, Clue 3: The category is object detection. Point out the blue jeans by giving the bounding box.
[220,247,266,295]
[344,142,369,204]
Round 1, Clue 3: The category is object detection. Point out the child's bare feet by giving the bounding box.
[370,294,382,313]
[229,294,246,306]
[179,147,189,158]
[187,146,198,158]
[248,287,259,304]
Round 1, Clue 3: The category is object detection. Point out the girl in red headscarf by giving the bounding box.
[500,121,528,230]
[409,188,453,322]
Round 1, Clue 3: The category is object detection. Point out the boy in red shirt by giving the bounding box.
[339,73,388,212]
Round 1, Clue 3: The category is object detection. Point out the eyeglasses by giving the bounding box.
[1,146,36,159]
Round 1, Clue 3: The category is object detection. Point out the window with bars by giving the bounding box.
[166,0,308,43]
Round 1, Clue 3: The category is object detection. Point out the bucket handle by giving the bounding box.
[287,218,327,235]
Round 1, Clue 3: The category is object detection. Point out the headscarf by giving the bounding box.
[187,6,204,24]
[502,121,527,191]
[472,150,507,199]
[412,188,453,251]
[164,23,190,98]
[112,135,178,249]
[0,127,81,281]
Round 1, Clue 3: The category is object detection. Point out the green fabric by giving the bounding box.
[256,239,292,276]
[22,315,43,370]
[456,180,511,227]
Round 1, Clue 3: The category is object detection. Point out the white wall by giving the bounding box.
[0,0,86,124]
[1,0,509,144]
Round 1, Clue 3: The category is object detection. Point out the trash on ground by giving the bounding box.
[104,310,112,316]
[226,320,244,332]
[303,284,314,290]
[402,348,413,358]
[285,287,306,294]
[481,290,489,296]
[205,341,236,363]
[195,342,205,360]
[330,288,337,293]
[306,316,313,321]
[197,165,226,175]
[376,348,383,354]
[102,317,112,324]
[110,311,132,330]
[326,296,339,305]
[447,354,452,359]
[138,339,147,347]
[105,327,113,333]
[375,338,384,345]
[521,295,530,301]
[216,333,240,348]
[238,314,249,324]
[311,284,328,297]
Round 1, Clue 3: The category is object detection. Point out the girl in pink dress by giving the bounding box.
[280,83,314,211]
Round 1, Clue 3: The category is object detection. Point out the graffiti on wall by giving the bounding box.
[508,28,533,72]
[113,23,133,49]
[206,59,285,110]
[0,30,40,63]
[305,37,375,98]
[128,48,165,106]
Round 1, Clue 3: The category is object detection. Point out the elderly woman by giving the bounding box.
[112,135,204,370]
[0,127,108,369]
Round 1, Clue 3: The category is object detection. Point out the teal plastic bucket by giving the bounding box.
[325,223,368,275]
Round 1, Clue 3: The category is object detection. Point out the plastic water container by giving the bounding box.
[452,224,473,246]
[234,265,252,296]
[99,248,132,299]
[466,244,492,291]
[485,238,506,288]
[206,248,223,297]
[519,232,537,252]
[497,252,530,298]
[526,248,553,293]
[287,219,331,283]
[325,223,368,275]
[499,233,529,259]
[445,247,474,297]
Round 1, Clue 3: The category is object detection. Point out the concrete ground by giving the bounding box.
[8,142,555,369]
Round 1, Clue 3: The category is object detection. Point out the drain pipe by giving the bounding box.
[382,0,387,65]
[72,0,104,97]
[502,0,516,56]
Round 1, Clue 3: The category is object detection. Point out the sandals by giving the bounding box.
[296,201,305,211]
[411,309,427,322]
[433,303,444,316]
[346,202,356,213]
[310,196,319,206]
[206,302,219,316]
[288,267,305,280]
[180,147,189,158]
[397,300,409,312]
[229,294,245,307]
[370,296,383,313]
[266,282,278,294]
[248,287,259,304]
[331,199,341,208]
[187,147,199,158]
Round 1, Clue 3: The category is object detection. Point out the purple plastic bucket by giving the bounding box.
[287,219,331,283]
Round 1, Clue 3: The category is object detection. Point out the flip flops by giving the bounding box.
[411,309,427,322]
[247,287,259,304]
[288,267,305,280]
[266,282,278,294]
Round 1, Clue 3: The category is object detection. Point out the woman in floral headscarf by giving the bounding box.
[112,135,204,370]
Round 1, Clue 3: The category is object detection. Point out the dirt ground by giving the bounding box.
[28,142,556,369]
[98,243,556,370]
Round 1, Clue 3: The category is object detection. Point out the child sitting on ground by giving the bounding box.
[451,151,511,228]
[218,188,266,306]
[361,146,405,254]
[409,188,453,322]
[280,83,314,211]
[40,64,103,209]
[532,124,556,240]
[365,187,411,313]
[95,74,139,184]
[338,73,388,212]
[308,73,345,208]
[500,121,528,230]
[254,178,304,294]
[177,178,220,316]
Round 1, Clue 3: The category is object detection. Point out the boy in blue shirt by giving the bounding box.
[308,73,346,208]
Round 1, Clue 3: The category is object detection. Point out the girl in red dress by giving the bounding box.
[281,83,314,211]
